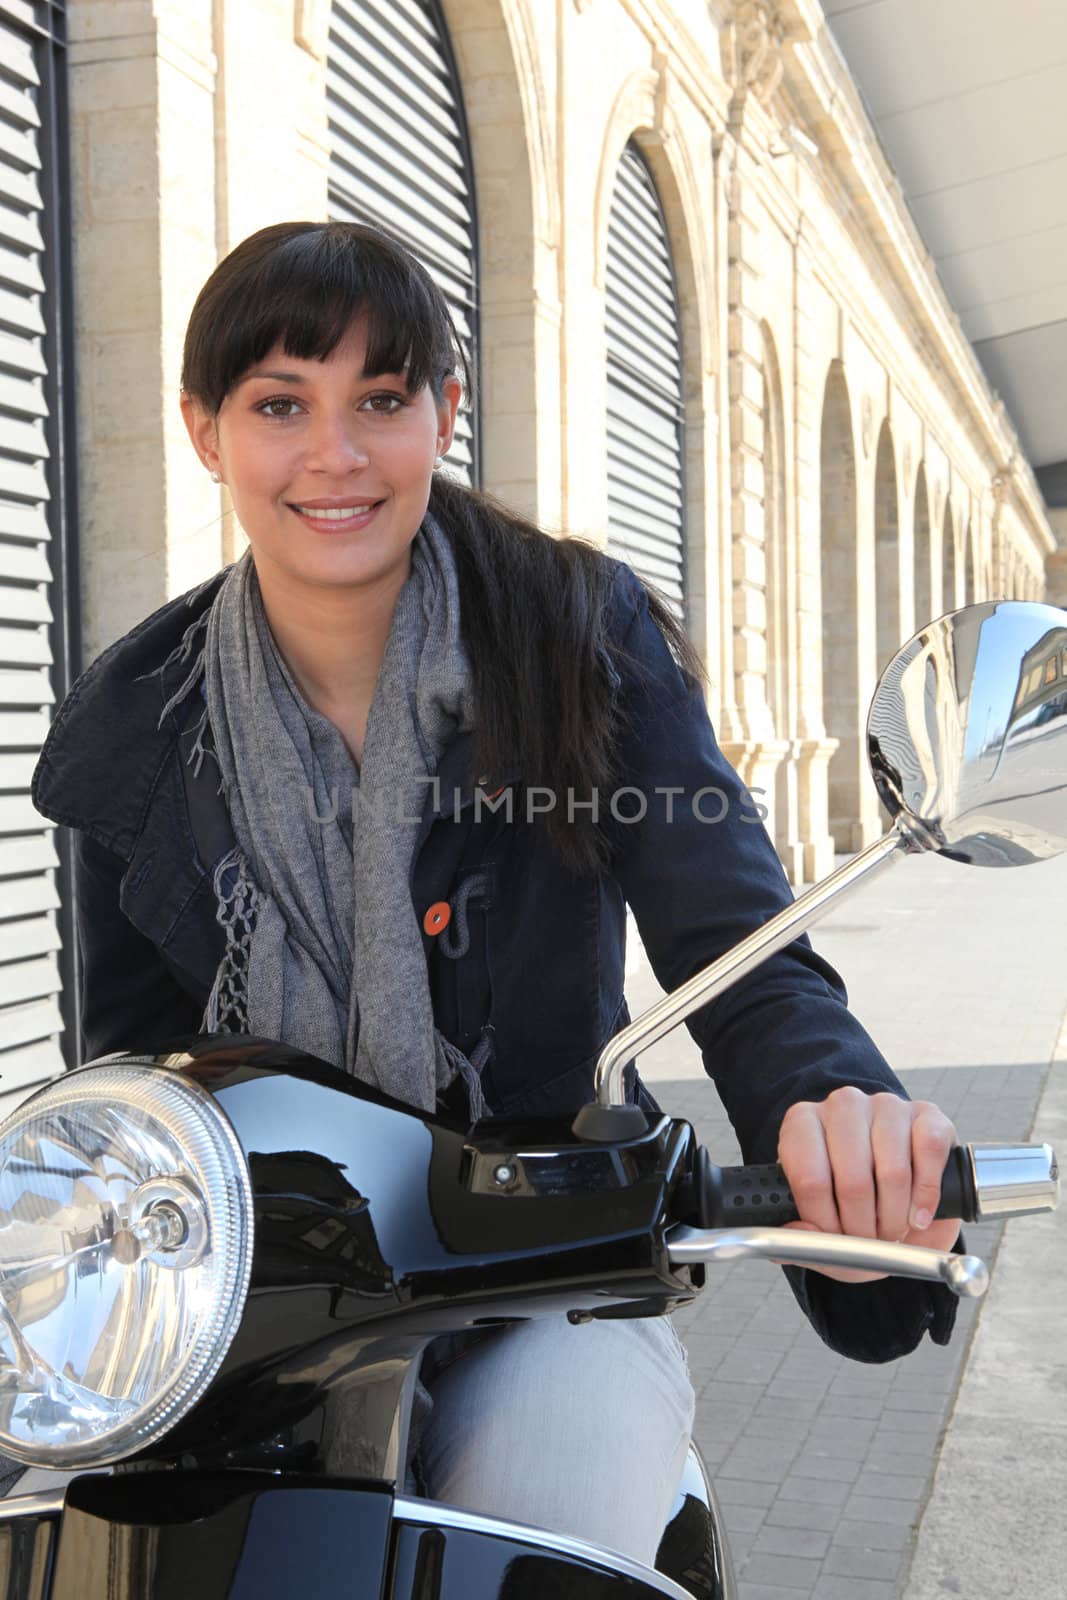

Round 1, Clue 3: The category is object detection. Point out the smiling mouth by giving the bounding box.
[288,501,385,522]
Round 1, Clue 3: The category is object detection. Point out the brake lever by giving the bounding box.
[664,1223,990,1298]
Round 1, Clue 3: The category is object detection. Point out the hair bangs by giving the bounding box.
[182,221,461,415]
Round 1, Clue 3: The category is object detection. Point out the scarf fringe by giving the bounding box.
[202,844,259,1034]
[133,607,212,732]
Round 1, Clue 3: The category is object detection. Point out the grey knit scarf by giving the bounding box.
[154,513,487,1118]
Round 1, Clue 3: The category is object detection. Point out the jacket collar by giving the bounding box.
[32,574,228,860]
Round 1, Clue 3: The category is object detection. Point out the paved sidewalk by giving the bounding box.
[630,848,1067,1600]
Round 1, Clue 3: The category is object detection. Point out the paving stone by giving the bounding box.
[741,1552,822,1588]
[752,1395,822,1422]
[716,1477,780,1509]
[716,1348,787,1384]
[744,1415,813,1443]
[738,1585,816,1600]
[763,1500,844,1534]
[777,1475,852,1507]
[830,1518,915,1553]
[817,1394,885,1420]
[842,1493,923,1526]
[720,1501,767,1533]
[821,1543,910,1581]
[788,1453,861,1483]
[764,1378,834,1402]
[807,1416,877,1447]
[752,1524,832,1560]
[852,1469,932,1500]
[862,1443,934,1473]
[811,1576,897,1600]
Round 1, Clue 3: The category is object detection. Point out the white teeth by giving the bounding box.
[293,503,380,521]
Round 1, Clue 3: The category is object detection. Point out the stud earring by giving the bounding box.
[210,469,221,483]
[433,455,444,470]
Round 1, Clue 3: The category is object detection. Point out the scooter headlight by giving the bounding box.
[0,1064,253,1467]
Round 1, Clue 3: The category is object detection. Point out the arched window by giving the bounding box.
[327,0,479,483]
[604,142,686,619]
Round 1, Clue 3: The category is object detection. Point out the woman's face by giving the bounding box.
[181,315,461,596]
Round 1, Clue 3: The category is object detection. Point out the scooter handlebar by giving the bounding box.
[683,1141,1059,1230]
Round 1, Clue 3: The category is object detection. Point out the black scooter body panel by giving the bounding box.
[0,1475,718,1600]
[388,1516,695,1599]
[48,1474,392,1600]
[0,1511,54,1600]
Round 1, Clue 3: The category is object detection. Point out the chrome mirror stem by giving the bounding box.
[665,1223,990,1298]
[596,829,907,1106]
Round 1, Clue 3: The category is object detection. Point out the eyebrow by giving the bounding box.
[238,366,409,386]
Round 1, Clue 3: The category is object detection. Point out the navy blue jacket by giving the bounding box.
[31,557,957,1361]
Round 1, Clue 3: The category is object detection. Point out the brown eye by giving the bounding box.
[256,397,301,420]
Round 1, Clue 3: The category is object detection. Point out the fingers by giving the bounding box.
[822,1088,883,1242]
[778,1089,958,1246]
[777,1100,840,1235]
[908,1100,958,1232]
[869,1092,918,1242]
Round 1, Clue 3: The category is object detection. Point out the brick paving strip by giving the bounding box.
[663,1065,1044,1600]
[633,848,1067,1600]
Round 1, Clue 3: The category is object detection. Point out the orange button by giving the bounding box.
[423,901,452,936]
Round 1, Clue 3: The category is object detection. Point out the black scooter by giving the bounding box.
[1,601,1063,1599]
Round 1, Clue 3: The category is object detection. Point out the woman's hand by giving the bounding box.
[776,1086,961,1283]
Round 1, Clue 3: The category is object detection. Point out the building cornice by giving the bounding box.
[772,2,1053,551]
[617,0,732,131]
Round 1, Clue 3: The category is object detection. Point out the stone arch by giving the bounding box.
[874,418,900,671]
[914,462,932,629]
[592,70,715,375]
[941,498,957,612]
[443,0,555,243]
[591,72,717,658]
[440,0,549,503]
[820,360,861,851]
[603,141,687,614]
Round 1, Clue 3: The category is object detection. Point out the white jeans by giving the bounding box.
[417,1313,697,1567]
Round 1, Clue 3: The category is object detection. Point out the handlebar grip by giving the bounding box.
[685,1142,1057,1229]
[702,1149,976,1228]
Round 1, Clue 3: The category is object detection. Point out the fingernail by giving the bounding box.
[911,1206,931,1232]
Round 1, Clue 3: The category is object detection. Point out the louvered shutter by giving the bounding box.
[326,0,478,485]
[0,7,65,1107]
[605,144,686,619]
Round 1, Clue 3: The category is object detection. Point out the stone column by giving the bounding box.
[852,447,883,849]
[69,0,218,660]
[717,140,788,849]
[791,229,835,881]
[68,0,331,661]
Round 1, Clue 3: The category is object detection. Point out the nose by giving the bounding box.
[302,411,372,475]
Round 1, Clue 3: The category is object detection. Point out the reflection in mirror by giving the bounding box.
[867,601,1067,866]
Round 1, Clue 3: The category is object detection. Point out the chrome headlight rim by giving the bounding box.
[0,1062,255,1469]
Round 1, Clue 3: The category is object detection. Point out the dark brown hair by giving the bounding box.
[181,220,703,875]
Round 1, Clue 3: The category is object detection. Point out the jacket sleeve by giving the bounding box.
[605,569,958,1362]
[73,830,204,1062]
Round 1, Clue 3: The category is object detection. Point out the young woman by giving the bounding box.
[31,220,961,1566]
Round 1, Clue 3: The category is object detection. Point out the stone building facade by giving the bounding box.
[4,0,1058,1091]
